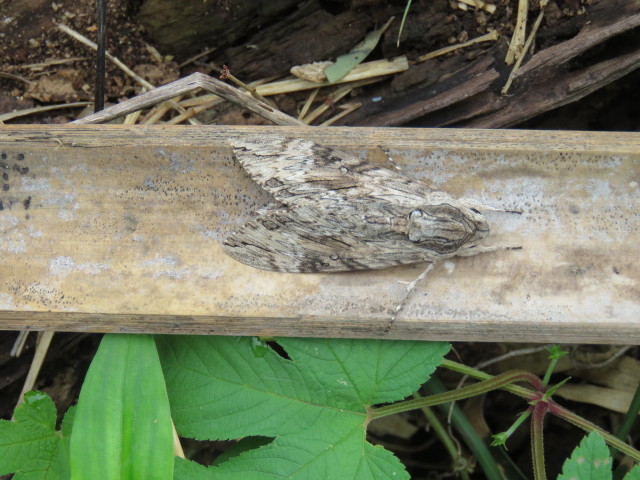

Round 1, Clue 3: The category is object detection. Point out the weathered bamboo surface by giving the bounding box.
[0,125,638,343]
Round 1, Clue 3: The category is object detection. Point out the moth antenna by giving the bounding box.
[377,146,409,176]
[458,198,522,215]
[457,245,523,257]
[385,262,435,333]
[483,206,522,214]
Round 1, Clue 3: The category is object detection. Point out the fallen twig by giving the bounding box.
[505,0,529,65]
[502,0,549,95]
[417,30,500,63]
[0,101,93,122]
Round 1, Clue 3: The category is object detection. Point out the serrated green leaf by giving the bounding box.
[558,431,612,480]
[45,407,73,480]
[158,336,449,479]
[70,334,174,480]
[211,436,273,466]
[60,405,75,437]
[625,463,640,480]
[0,391,68,479]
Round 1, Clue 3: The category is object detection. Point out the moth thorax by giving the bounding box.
[363,215,395,227]
[406,206,478,247]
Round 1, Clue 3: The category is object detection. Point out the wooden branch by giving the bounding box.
[255,57,409,96]
[72,72,306,126]
[1,125,639,344]
[350,0,640,128]
[361,56,501,127]
[504,0,528,65]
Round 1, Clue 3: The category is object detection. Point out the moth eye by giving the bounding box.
[409,209,423,219]
[339,166,349,174]
[330,254,339,260]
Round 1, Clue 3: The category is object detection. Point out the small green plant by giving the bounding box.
[396,0,413,47]
[1,336,639,479]
[0,335,174,480]
[558,431,640,480]
[0,390,72,478]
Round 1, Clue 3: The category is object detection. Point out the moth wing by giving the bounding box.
[222,208,438,273]
[230,135,431,210]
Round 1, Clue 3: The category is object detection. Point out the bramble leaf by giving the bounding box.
[625,463,640,479]
[158,336,449,479]
[557,431,612,480]
[0,391,70,479]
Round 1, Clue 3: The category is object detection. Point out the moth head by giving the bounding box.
[407,204,489,255]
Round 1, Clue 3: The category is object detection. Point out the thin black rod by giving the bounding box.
[95,0,107,112]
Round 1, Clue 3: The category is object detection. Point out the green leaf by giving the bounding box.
[0,391,69,479]
[69,334,174,480]
[558,431,612,480]
[211,436,273,466]
[324,19,392,83]
[158,336,449,479]
[46,407,74,480]
[396,0,413,47]
[546,344,569,360]
[624,463,640,479]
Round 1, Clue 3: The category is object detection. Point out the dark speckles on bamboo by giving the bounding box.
[123,213,139,232]
[0,151,32,216]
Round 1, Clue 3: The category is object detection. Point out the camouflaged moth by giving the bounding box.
[223,136,506,273]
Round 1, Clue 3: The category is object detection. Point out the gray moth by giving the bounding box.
[223,135,501,273]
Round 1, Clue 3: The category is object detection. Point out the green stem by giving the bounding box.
[494,410,531,446]
[550,401,640,462]
[372,370,537,420]
[613,380,640,453]
[613,382,640,479]
[530,402,547,480]
[441,359,542,396]
[396,0,413,47]
[415,397,471,480]
[423,378,504,480]
[541,345,568,386]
